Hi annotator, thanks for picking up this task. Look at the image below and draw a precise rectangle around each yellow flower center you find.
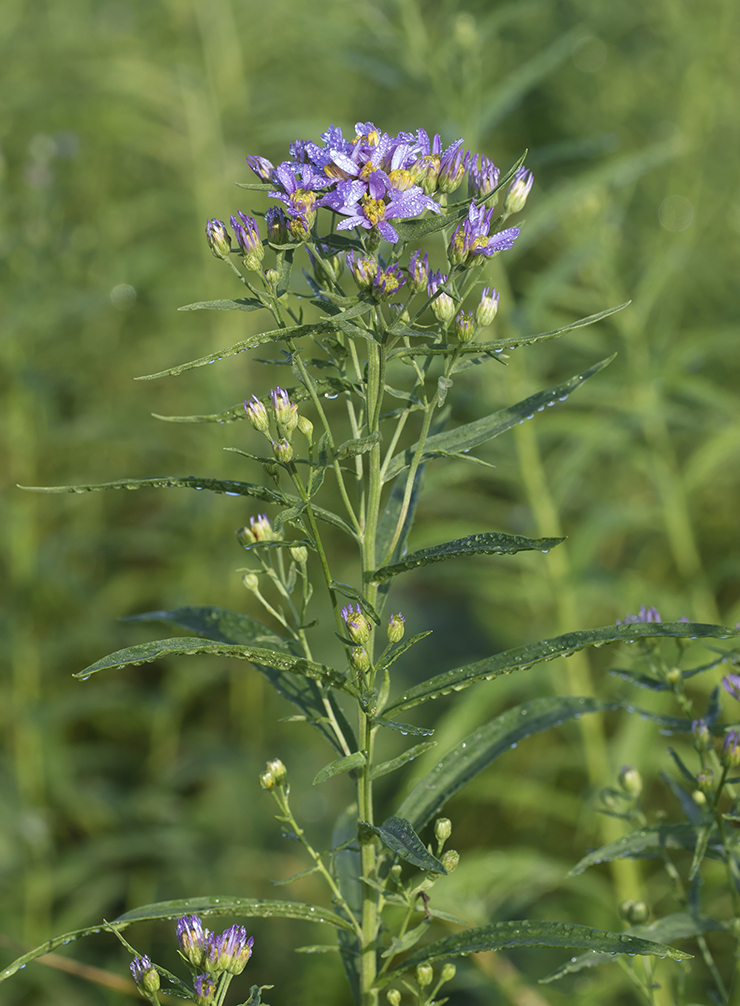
[387,169,415,191]
[361,195,386,225]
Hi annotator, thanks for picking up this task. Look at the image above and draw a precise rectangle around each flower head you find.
[265,205,289,245]
[230,211,264,270]
[270,386,299,433]
[193,973,217,1006]
[205,218,231,260]
[476,287,499,327]
[346,250,377,292]
[723,672,740,702]
[372,262,406,299]
[245,394,270,434]
[177,915,209,969]
[245,154,274,181]
[437,139,470,194]
[449,202,520,265]
[427,270,456,325]
[408,250,429,293]
[468,155,500,199]
[130,956,160,996]
[454,309,476,343]
[387,613,405,644]
[723,730,740,768]
[205,924,254,975]
[504,166,534,214]
[342,603,372,645]
[616,605,662,625]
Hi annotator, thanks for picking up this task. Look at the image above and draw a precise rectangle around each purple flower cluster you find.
[449,202,520,266]
[616,605,662,625]
[176,915,254,976]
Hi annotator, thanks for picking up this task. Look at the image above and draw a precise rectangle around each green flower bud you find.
[242,572,260,592]
[453,309,476,343]
[245,395,270,434]
[260,758,287,789]
[440,963,457,983]
[691,718,711,753]
[390,864,403,882]
[387,991,402,1006]
[697,768,714,794]
[692,788,707,807]
[387,613,405,644]
[723,730,740,768]
[622,901,649,925]
[666,666,682,685]
[205,218,231,260]
[297,415,313,440]
[350,646,370,674]
[441,849,459,873]
[273,438,294,463]
[618,765,643,797]
[265,268,280,288]
[416,963,433,988]
[342,605,372,645]
[131,956,161,997]
[290,546,308,565]
[434,818,452,845]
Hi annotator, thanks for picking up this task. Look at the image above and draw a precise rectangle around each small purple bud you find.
[193,973,217,1005]
[265,205,289,245]
[453,309,476,344]
[387,613,405,644]
[177,915,209,969]
[245,154,274,181]
[230,211,264,271]
[467,155,500,200]
[270,386,298,433]
[130,956,160,995]
[408,250,429,293]
[504,166,534,214]
[723,730,740,768]
[342,603,371,645]
[346,251,377,292]
[205,218,231,260]
[691,718,710,753]
[723,673,740,702]
[476,287,499,327]
[428,270,456,325]
[245,395,270,434]
[205,924,254,975]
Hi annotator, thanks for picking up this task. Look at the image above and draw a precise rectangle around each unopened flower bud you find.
[230,211,264,271]
[666,667,682,685]
[692,789,707,807]
[428,271,456,325]
[723,730,740,768]
[177,916,208,969]
[697,768,714,794]
[692,718,711,753]
[242,572,260,592]
[438,143,469,195]
[504,167,534,214]
[241,513,277,543]
[270,386,299,433]
[387,991,402,1006]
[342,604,372,645]
[624,901,649,925]
[205,924,254,975]
[416,963,433,988]
[467,155,500,200]
[408,250,429,293]
[290,545,308,565]
[260,758,287,789]
[265,206,289,245]
[130,956,160,996]
[435,818,452,845]
[476,287,499,327]
[273,438,294,463]
[618,765,643,797]
[264,268,280,288]
[390,864,403,882]
[205,218,231,260]
[387,613,405,644]
[245,395,270,434]
[441,963,457,982]
[350,646,370,674]
[409,154,440,196]
[346,251,377,291]
[454,309,476,343]
[441,849,459,873]
[297,414,313,440]
[193,973,216,1006]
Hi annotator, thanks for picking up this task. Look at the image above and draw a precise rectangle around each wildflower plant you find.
[6,121,740,1005]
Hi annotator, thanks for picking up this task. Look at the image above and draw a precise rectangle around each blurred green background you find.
[2,0,740,1003]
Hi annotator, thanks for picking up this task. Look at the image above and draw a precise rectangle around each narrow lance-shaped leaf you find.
[135,306,372,381]
[370,532,564,582]
[370,740,437,781]
[383,355,616,482]
[391,303,630,358]
[313,751,367,785]
[74,637,357,696]
[378,920,692,986]
[178,297,267,312]
[123,607,356,755]
[360,816,447,874]
[383,622,740,716]
[569,823,724,877]
[19,476,356,539]
[540,912,724,984]
[0,898,353,983]
[395,696,618,831]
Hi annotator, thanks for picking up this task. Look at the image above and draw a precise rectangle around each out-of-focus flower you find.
[193,973,217,1006]
[617,605,662,625]
[722,672,740,702]
[723,730,740,768]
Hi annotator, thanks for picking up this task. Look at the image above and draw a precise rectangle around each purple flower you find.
[427,270,456,324]
[616,605,662,625]
[205,924,254,975]
[372,263,406,299]
[130,955,160,995]
[449,202,520,265]
[265,205,289,245]
[193,973,217,1005]
[723,673,740,702]
[205,218,231,260]
[270,386,298,432]
[476,287,499,327]
[723,730,740,768]
[245,155,274,181]
[408,250,429,293]
[230,212,264,270]
[437,139,470,194]
[342,604,371,645]
[177,915,209,969]
[245,395,269,434]
[320,177,439,244]
[454,309,476,343]
[468,155,500,199]
[346,250,378,291]
[505,166,534,214]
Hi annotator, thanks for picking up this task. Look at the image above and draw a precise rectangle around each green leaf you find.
[379,920,691,985]
[540,912,724,983]
[374,719,435,737]
[370,740,438,781]
[377,632,434,672]
[360,816,447,873]
[313,751,367,785]
[335,431,381,460]
[19,476,356,539]
[390,303,630,359]
[122,606,289,649]
[391,151,527,242]
[74,637,356,695]
[178,297,266,312]
[239,984,274,1006]
[235,182,274,191]
[121,606,356,756]
[569,823,723,876]
[134,310,371,381]
[383,355,616,482]
[383,622,740,716]
[0,898,353,983]
[370,532,565,582]
[380,918,432,958]
[396,696,617,831]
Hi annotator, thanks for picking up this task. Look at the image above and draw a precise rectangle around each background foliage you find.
[2,0,740,1002]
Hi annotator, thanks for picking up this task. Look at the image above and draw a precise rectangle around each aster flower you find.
[193,973,217,1006]
[342,604,371,645]
[205,924,254,975]
[449,202,520,265]
[505,166,534,214]
[372,262,406,299]
[468,154,500,199]
[476,287,499,327]
[205,218,231,260]
[270,386,298,432]
[268,161,328,238]
[723,730,740,768]
[408,250,429,293]
[454,309,476,343]
[616,606,662,625]
[346,250,378,291]
[722,672,740,702]
[130,955,160,995]
[244,395,269,434]
[437,139,470,194]
[427,270,456,325]
[229,211,264,270]
[245,154,274,182]
[320,177,439,244]
[177,915,209,969]
[264,205,289,245]
[387,613,405,643]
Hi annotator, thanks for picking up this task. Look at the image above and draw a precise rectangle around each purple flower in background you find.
[468,154,500,199]
[616,606,662,625]
[722,672,740,702]
[723,729,740,767]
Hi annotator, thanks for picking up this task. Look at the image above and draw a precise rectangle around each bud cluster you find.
[244,386,314,464]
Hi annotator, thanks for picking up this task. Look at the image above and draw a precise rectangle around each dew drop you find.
[537,405,545,412]
[558,395,569,402]
[324,393,339,400]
